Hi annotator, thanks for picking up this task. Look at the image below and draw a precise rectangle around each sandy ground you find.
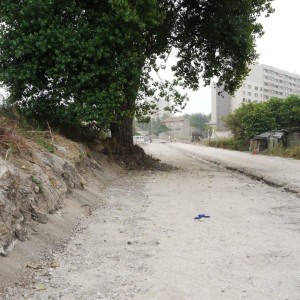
[170,142,300,194]
[2,141,300,299]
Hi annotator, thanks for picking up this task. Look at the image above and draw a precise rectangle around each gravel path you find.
[3,142,300,299]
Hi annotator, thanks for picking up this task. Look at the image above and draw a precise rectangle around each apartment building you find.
[211,63,300,130]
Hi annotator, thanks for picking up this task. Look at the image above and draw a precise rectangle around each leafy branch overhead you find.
[0,0,274,149]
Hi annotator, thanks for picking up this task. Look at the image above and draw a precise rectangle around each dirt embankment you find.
[0,130,122,291]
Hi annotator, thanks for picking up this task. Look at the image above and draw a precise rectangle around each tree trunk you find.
[110,117,134,153]
[110,60,143,154]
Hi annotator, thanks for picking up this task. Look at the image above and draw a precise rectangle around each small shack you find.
[250,128,300,153]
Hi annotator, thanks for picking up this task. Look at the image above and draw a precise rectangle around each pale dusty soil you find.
[2,142,300,300]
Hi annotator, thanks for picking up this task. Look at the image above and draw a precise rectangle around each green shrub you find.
[30,176,44,194]
[224,95,300,141]
[37,138,55,153]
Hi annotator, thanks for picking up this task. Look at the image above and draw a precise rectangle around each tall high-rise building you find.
[211,63,300,130]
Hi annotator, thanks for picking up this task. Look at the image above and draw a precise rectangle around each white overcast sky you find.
[179,0,300,115]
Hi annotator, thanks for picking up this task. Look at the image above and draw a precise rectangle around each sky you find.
[176,0,300,115]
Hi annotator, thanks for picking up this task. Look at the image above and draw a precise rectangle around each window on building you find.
[260,87,263,91]
[248,92,251,96]
[243,91,245,95]
[248,85,251,89]
[254,93,258,97]
[255,86,258,90]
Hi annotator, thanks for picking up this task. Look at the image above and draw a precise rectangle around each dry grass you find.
[0,117,54,161]
[205,137,300,160]
[263,145,300,160]
[0,117,27,161]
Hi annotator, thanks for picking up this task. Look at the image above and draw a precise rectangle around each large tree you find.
[0,0,273,152]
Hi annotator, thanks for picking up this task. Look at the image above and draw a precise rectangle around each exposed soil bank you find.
[0,134,122,291]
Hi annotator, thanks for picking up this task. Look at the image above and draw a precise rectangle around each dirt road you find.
[167,142,300,194]
[3,142,300,299]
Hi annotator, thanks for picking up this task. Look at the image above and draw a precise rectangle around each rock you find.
[25,263,43,270]
[15,224,28,242]
[54,144,68,153]
[0,246,7,256]
[1,239,17,257]
[33,212,48,224]
[33,185,40,193]
[49,261,60,268]
[0,191,6,205]
[90,159,103,170]
[0,166,9,179]
[31,206,48,224]
[0,221,9,236]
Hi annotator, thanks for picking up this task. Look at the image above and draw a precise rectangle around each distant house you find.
[161,116,191,138]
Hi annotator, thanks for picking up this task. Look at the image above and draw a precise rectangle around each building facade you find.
[161,116,191,138]
[211,63,300,130]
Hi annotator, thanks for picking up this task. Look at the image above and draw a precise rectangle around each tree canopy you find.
[0,0,274,150]
[186,113,211,132]
[224,95,300,140]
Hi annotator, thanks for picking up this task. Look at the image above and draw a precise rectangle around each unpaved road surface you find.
[169,142,300,194]
[3,142,300,299]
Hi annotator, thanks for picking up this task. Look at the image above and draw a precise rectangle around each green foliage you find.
[151,118,170,136]
[186,113,210,131]
[170,1,274,94]
[37,138,55,153]
[134,119,149,134]
[30,175,44,194]
[0,0,274,148]
[224,95,300,141]
[0,0,167,126]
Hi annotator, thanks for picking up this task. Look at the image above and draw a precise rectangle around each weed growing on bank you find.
[205,138,300,160]
[205,138,249,151]
[263,145,300,160]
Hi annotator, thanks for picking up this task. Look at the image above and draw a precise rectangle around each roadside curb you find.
[173,145,300,198]
[202,155,299,198]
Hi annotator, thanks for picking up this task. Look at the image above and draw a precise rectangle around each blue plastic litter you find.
[194,214,210,220]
